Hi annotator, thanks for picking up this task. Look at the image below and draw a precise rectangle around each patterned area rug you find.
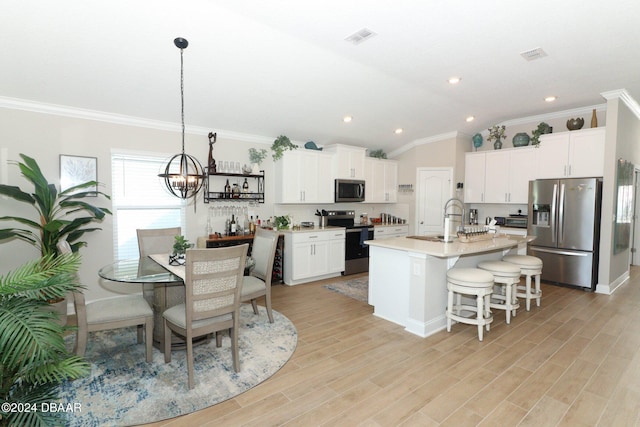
[323,277,369,302]
[58,304,297,426]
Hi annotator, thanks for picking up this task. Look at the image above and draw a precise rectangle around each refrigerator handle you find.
[558,183,565,244]
[551,183,557,243]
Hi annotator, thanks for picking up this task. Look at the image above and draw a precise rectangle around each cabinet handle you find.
[564,165,567,176]
[568,165,572,176]
[505,193,508,202]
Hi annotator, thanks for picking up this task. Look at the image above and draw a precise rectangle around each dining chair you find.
[57,240,154,362]
[136,227,182,257]
[163,244,248,389]
[241,228,278,323]
[136,227,183,345]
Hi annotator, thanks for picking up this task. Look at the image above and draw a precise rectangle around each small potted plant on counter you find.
[169,235,192,265]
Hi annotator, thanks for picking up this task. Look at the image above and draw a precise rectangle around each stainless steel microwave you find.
[335,179,365,202]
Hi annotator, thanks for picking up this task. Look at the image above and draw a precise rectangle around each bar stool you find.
[502,255,543,311]
[446,268,495,341]
[477,260,521,324]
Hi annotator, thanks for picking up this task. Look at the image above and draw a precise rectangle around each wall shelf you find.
[203,169,265,203]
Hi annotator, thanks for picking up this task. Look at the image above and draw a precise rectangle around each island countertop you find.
[365,234,533,258]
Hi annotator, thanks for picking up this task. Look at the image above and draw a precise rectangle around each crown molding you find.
[499,103,607,128]
[0,96,274,145]
[601,88,640,119]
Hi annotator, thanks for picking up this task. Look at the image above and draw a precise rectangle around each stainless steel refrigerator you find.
[528,178,602,290]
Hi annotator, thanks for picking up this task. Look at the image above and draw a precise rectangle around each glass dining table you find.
[98,255,254,352]
[98,256,185,352]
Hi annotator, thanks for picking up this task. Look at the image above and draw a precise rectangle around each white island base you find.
[367,235,530,338]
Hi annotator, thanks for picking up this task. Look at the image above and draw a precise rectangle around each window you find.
[111,151,185,260]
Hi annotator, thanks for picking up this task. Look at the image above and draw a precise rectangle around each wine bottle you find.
[224,179,231,199]
[230,214,237,236]
[242,178,249,198]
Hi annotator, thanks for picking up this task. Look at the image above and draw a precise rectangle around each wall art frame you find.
[60,154,97,196]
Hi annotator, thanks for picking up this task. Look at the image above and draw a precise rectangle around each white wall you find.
[0,107,397,305]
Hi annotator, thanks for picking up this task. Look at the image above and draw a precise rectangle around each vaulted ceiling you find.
[3,0,639,153]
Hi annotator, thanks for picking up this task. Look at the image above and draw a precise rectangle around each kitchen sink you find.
[406,235,453,243]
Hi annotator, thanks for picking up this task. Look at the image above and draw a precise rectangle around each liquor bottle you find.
[249,216,255,234]
[226,179,232,197]
[242,178,249,198]
[230,215,237,236]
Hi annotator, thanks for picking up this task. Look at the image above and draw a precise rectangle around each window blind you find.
[111,152,185,260]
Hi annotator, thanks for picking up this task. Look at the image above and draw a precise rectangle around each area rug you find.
[57,304,297,426]
[323,277,369,303]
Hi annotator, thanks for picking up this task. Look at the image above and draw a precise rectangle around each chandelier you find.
[158,37,205,199]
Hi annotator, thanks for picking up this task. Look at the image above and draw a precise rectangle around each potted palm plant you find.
[0,252,90,426]
[0,153,112,257]
[0,153,111,324]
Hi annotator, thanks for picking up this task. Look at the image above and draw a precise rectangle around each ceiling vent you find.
[520,47,548,61]
[345,28,377,45]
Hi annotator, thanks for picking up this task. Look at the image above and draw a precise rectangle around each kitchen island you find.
[366,234,531,338]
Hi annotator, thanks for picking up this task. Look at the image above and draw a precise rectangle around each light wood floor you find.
[145,268,640,427]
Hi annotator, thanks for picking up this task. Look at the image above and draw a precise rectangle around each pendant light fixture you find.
[158,37,205,200]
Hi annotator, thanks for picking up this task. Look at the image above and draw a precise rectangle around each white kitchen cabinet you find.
[373,225,409,240]
[324,144,366,180]
[283,229,345,285]
[364,157,398,203]
[464,152,486,203]
[275,150,333,203]
[536,127,605,179]
[484,147,536,204]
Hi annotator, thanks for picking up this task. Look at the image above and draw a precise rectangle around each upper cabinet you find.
[274,150,333,204]
[364,157,398,203]
[323,144,366,180]
[536,128,605,179]
[485,148,537,204]
[465,147,537,204]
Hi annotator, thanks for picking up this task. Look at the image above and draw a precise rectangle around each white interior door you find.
[416,168,453,236]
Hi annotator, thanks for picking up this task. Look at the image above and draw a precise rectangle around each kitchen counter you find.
[366,234,532,338]
[279,225,345,234]
[365,234,531,257]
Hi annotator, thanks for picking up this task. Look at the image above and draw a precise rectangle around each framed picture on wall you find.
[60,154,97,196]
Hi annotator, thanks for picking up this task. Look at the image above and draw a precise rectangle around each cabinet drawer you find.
[291,230,345,244]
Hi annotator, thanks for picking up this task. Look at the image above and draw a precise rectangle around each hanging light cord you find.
[179,46,185,154]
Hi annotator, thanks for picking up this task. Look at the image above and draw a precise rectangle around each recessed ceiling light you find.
[394,128,403,134]
[448,77,462,85]
[343,116,352,123]
[466,116,475,122]
[544,96,557,102]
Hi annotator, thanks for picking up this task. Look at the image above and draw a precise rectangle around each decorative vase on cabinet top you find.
[512,132,530,147]
[493,141,502,150]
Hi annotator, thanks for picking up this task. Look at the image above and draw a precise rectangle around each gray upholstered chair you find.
[136,227,182,258]
[241,228,278,323]
[163,244,248,389]
[57,240,154,362]
[136,227,183,347]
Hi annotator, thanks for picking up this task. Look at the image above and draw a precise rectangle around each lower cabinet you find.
[283,229,345,285]
[373,225,409,240]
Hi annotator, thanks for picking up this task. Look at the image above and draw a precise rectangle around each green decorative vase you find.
[512,132,530,147]
[493,140,503,150]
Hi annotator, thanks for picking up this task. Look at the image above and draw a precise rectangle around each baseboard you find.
[595,270,630,295]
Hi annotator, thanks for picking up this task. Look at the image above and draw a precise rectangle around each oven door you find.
[345,227,374,260]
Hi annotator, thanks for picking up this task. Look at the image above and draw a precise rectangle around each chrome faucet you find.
[443,198,465,230]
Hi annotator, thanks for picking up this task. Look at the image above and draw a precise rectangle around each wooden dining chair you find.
[57,240,154,362]
[241,228,278,323]
[163,244,248,389]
